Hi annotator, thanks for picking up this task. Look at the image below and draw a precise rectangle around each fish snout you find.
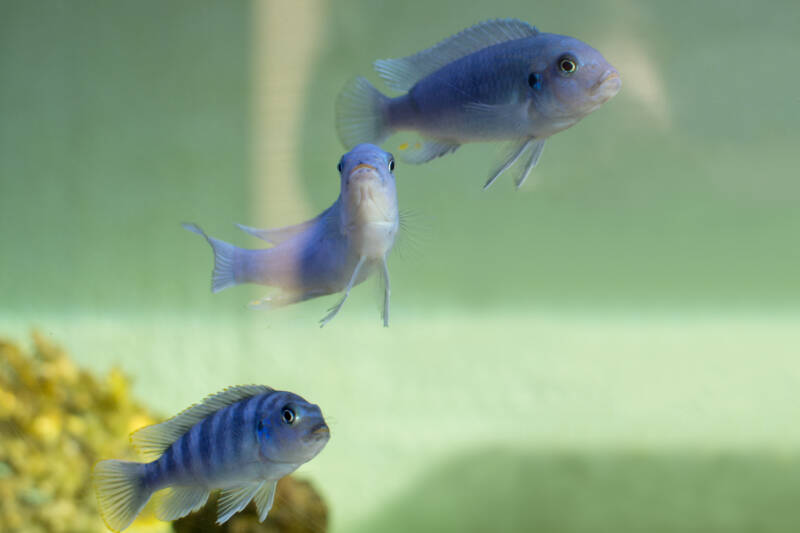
[591,68,622,101]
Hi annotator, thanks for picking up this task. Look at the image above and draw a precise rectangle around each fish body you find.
[336,19,621,189]
[93,385,330,532]
[185,143,398,326]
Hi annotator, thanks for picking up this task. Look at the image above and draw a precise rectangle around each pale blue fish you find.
[92,385,330,532]
[336,18,621,189]
[184,143,399,327]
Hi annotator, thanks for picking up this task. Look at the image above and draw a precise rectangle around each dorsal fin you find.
[130,385,273,461]
[236,203,337,244]
[374,18,539,92]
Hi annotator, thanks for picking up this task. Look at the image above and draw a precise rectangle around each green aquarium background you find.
[2,0,800,532]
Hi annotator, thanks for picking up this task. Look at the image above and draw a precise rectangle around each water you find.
[2,1,799,532]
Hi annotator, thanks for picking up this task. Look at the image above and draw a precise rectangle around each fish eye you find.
[281,407,296,424]
[389,158,395,171]
[558,56,577,75]
[337,160,343,173]
[528,72,542,90]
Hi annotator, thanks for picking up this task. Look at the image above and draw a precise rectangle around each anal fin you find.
[249,289,330,310]
[398,138,460,165]
[153,485,210,521]
[217,482,263,525]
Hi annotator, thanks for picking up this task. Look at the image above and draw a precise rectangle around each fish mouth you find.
[591,69,622,101]
[350,163,378,175]
[305,422,330,442]
[348,165,381,192]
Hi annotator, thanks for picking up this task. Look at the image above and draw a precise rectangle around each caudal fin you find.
[336,76,391,149]
[183,223,239,293]
[93,460,151,532]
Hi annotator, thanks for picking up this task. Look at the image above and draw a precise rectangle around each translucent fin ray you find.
[514,140,546,189]
[483,138,546,189]
[92,460,150,532]
[217,482,263,524]
[483,138,534,190]
[153,485,210,521]
[254,480,278,522]
[182,223,239,293]
[336,77,391,149]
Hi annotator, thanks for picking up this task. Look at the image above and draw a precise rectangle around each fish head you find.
[527,33,621,129]
[256,391,330,464]
[338,143,399,229]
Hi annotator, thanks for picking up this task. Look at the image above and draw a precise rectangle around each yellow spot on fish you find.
[414,142,421,149]
[398,142,409,151]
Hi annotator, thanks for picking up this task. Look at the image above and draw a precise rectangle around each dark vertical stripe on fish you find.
[224,401,244,464]
[158,453,168,480]
[180,430,192,478]
[267,391,283,414]
[242,395,261,454]
[188,418,203,478]
[231,399,247,459]
[142,461,158,490]
[197,415,212,473]
[164,446,178,479]
[253,393,272,431]
[208,409,223,470]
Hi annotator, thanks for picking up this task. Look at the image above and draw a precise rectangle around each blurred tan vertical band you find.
[251,0,326,227]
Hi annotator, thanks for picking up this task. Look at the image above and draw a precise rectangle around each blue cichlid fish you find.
[93,385,330,532]
[336,18,621,189]
[184,143,399,327]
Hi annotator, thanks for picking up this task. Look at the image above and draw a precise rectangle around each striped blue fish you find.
[92,385,330,532]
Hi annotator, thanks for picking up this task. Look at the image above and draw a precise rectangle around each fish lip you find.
[349,163,378,176]
[592,69,621,92]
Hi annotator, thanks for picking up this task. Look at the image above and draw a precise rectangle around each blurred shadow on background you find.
[352,447,800,533]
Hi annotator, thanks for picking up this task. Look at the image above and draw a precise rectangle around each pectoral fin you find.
[463,102,529,135]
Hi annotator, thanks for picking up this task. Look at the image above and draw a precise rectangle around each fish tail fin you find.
[183,223,240,293]
[336,76,391,148]
[93,460,151,532]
